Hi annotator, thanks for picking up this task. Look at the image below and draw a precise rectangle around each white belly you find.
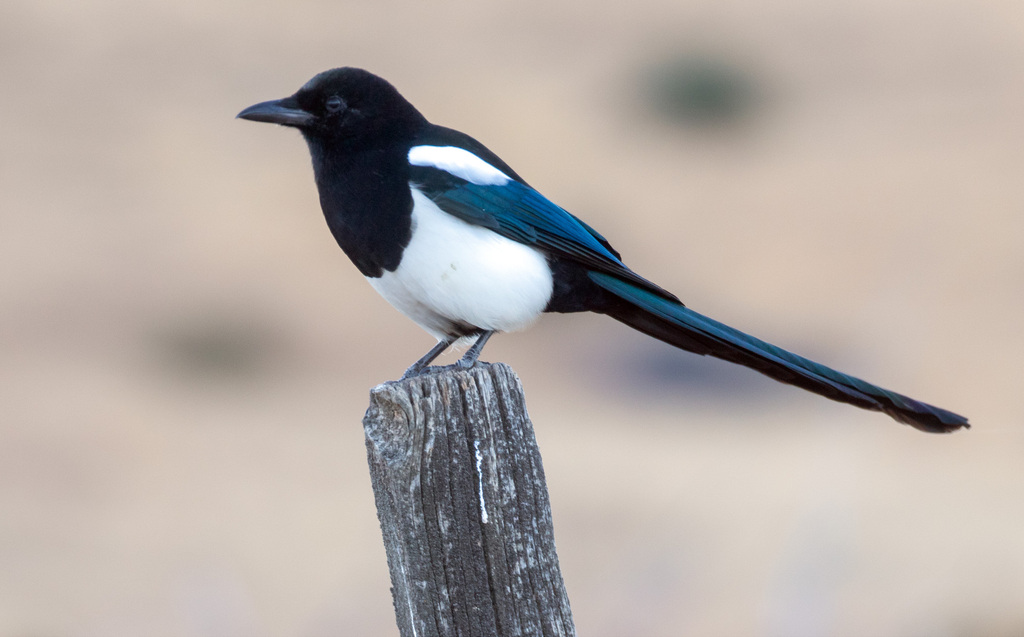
[367,188,554,340]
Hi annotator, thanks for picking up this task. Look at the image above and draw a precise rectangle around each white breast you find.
[367,187,554,340]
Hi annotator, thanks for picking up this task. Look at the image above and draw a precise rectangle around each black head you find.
[237,67,427,147]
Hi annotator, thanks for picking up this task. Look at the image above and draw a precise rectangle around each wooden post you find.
[363,362,575,637]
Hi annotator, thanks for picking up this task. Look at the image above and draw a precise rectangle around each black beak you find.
[237,96,315,127]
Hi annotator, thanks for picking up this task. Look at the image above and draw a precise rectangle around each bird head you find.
[237,67,426,148]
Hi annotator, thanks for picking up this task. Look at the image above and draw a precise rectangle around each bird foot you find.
[455,357,478,370]
[399,359,487,381]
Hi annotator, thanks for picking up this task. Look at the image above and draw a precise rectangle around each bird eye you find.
[325,95,346,113]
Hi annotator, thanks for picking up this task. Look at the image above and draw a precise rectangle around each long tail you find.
[590,272,968,433]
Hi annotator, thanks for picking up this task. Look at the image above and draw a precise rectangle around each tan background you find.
[2,0,1022,635]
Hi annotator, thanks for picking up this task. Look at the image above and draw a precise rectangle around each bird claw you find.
[399,365,427,381]
[397,331,493,380]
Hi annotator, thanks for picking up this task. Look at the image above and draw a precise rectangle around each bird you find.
[237,67,968,434]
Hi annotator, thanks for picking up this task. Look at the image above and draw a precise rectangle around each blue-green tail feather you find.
[590,272,968,433]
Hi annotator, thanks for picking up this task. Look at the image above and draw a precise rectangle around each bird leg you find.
[456,331,494,370]
[401,337,455,380]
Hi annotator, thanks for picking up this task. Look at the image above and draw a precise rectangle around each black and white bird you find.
[237,67,968,433]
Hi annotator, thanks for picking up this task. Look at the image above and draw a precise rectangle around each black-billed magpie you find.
[237,67,968,434]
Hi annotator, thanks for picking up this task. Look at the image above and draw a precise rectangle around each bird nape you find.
[237,67,968,434]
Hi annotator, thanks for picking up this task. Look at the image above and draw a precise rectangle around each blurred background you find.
[2,0,1022,635]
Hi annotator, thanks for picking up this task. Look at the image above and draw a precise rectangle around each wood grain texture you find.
[363,362,575,637]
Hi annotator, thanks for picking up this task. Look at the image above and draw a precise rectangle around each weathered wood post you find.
[363,362,575,637]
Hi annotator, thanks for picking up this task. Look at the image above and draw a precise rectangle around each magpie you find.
[237,67,968,434]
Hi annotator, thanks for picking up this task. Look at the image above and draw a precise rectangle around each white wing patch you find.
[408,145,511,186]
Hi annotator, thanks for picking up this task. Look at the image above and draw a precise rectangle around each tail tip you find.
[901,412,970,434]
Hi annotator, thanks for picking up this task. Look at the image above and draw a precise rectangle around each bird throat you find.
[307,138,414,278]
